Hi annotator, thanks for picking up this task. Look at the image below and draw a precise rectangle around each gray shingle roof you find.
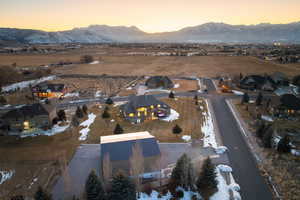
[2,103,54,119]
[121,95,169,114]
[100,138,160,162]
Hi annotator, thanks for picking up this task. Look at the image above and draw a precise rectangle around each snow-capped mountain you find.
[1,22,300,44]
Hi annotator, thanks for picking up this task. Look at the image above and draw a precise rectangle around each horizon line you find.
[1,20,300,34]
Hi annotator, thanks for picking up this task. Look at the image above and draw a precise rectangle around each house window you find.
[157,104,161,108]
[150,105,154,109]
[129,113,134,117]
[23,121,30,130]
[137,112,141,117]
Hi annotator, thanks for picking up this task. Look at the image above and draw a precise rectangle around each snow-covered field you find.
[2,75,57,92]
[161,109,179,122]
[79,113,97,141]
[0,170,15,185]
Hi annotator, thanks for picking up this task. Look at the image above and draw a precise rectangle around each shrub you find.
[80,55,94,63]
[105,98,114,105]
[114,123,124,134]
[172,124,182,135]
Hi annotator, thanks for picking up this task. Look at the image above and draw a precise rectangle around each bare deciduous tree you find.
[102,153,112,191]
[130,142,144,195]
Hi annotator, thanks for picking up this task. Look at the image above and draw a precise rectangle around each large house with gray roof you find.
[145,76,174,89]
[100,131,161,177]
[0,103,56,135]
[120,95,171,123]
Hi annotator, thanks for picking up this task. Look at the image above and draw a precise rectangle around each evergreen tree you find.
[11,196,25,200]
[170,154,195,190]
[194,95,198,101]
[102,109,110,119]
[241,92,249,104]
[239,73,243,80]
[169,91,175,99]
[105,98,114,105]
[109,172,136,200]
[196,157,218,192]
[76,106,84,118]
[256,122,266,138]
[256,92,263,106]
[34,186,52,200]
[172,124,182,135]
[277,135,291,153]
[82,104,88,115]
[114,123,124,134]
[85,170,105,200]
[262,127,273,148]
[57,110,66,121]
[71,115,80,127]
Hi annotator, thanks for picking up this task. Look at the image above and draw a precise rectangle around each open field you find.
[53,55,300,77]
[87,97,206,143]
[173,79,199,92]
[0,128,81,199]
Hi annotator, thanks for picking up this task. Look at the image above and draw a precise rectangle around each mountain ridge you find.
[1,21,300,44]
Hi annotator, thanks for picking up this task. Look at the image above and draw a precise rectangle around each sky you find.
[0,0,299,33]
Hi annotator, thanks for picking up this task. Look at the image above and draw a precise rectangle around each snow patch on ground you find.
[113,101,127,107]
[0,170,15,185]
[182,135,191,142]
[79,113,96,141]
[64,92,79,98]
[138,187,201,200]
[2,75,56,92]
[215,146,228,154]
[291,149,300,156]
[95,90,102,97]
[232,90,244,96]
[161,109,179,122]
[261,115,274,122]
[210,165,241,200]
[202,100,217,148]
[174,83,180,88]
[89,61,99,64]
[20,123,70,138]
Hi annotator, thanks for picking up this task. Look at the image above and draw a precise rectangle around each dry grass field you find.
[173,79,199,92]
[0,128,81,199]
[53,55,300,77]
[87,97,205,143]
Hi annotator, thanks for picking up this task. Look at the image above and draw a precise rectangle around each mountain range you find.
[1,22,300,44]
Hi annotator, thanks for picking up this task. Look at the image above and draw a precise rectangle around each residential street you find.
[204,79,273,200]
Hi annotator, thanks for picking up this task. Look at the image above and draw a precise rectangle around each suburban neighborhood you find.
[1,3,300,199]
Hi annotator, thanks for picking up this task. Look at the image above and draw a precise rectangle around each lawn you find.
[87,97,206,143]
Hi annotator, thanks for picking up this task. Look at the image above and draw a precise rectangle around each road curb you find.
[225,99,282,200]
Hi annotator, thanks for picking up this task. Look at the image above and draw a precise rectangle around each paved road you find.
[204,79,273,200]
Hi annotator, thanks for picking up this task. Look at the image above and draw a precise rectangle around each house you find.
[145,76,174,89]
[270,94,300,117]
[32,83,66,98]
[270,72,289,86]
[120,95,171,123]
[100,131,161,177]
[0,103,56,135]
[239,75,276,91]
